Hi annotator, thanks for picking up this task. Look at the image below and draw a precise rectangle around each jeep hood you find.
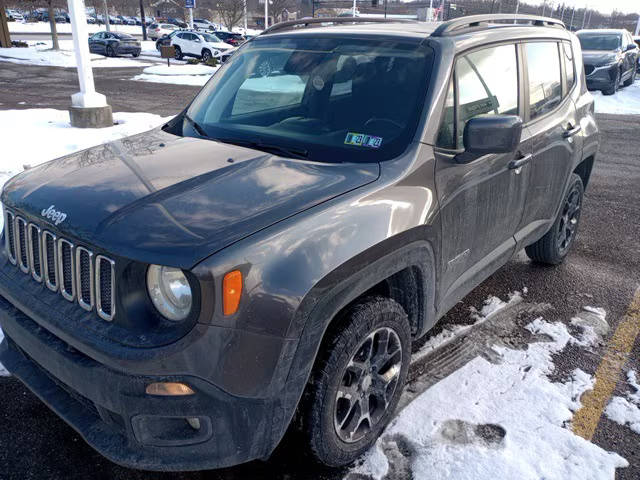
[2,129,379,269]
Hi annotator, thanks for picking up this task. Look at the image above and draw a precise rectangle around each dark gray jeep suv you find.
[0,14,598,471]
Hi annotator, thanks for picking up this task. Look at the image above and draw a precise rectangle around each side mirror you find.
[626,43,637,51]
[456,114,523,163]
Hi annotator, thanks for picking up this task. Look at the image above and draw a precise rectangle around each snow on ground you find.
[605,370,640,434]
[351,305,628,479]
[133,63,220,86]
[0,108,169,375]
[0,40,149,68]
[593,79,640,115]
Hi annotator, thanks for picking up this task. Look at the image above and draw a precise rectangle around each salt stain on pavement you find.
[349,302,628,480]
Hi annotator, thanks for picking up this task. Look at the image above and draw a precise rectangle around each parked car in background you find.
[170,30,231,61]
[147,23,178,40]
[155,30,180,50]
[577,29,638,94]
[88,31,141,57]
[0,14,599,472]
[634,36,640,72]
[118,15,136,25]
[5,9,24,22]
[193,18,216,30]
[167,17,187,28]
[86,15,97,24]
[213,31,245,46]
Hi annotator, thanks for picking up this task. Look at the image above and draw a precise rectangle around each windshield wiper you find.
[184,113,209,139]
[216,138,308,160]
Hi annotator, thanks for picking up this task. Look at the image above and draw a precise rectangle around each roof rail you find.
[432,14,565,37]
[261,17,417,36]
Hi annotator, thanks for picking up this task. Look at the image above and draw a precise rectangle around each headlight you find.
[147,265,192,321]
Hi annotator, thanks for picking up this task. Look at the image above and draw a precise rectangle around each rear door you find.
[515,41,581,247]
[435,43,532,307]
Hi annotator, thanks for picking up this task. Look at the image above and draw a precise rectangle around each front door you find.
[435,43,531,310]
[516,41,582,246]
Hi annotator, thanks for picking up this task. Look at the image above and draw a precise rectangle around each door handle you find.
[508,154,532,170]
[563,125,582,138]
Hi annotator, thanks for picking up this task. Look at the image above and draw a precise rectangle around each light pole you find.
[244,0,247,31]
[103,0,110,32]
[635,15,640,36]
[265,0,268,29]
[352,0,356,17]
[67,0,112,128]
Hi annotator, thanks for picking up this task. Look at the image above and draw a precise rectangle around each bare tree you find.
[268,0,293,23]
[21,0,64,49]
[215,0,244,30]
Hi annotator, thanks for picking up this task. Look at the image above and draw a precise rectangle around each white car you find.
[6,9,24,22]
[147,23,178,41]
[170,31,231,62]
[193,18,216,30]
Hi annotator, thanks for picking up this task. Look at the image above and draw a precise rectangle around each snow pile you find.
[142,64,216,76]
[133,64,219,86]
[593,80,640,115]
[351,315,628,479]
[570,306,609,347]
[0,40,149,68]
[605,370,640,434]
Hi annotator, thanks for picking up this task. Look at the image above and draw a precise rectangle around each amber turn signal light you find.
[223,270,243,316]
[145,382,195,396]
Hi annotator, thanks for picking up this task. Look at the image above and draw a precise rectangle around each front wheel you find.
[201,49,212,62]
[623,68,636,87]
[106,45,116,57]
[173,46,182,60]
[603,69,621,95]
[525,173,584,265]
[301,296,411,467]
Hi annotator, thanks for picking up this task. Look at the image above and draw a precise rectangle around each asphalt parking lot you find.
[0,64,639,479]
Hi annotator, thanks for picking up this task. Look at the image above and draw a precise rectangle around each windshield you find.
[202,33,222,43]
[186,36,434,162]
[578,34,621,51]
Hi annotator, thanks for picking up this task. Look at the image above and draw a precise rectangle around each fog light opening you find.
[186,417,201,430]
[145,382,195,396]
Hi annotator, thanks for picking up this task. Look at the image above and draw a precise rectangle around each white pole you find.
[428,0,433,21]
[635,15,640,36]
[67,0,107,108]
[569,6,575,30]
[244,0,247,31]
[581,4,588,29]
[102,0,110,32]
[514,0,519,23]
[189,7,193,29]
[264,0,268,29]
[353,0,356,17]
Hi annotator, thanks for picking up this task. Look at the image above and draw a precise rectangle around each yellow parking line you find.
[573,287,640,441]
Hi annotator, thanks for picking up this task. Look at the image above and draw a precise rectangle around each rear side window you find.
[526,42,562,120]
[455,44,519,148]
[563,42,575,94]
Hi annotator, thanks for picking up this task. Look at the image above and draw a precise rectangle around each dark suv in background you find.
[0,14,598,471]
[577,28,638,94]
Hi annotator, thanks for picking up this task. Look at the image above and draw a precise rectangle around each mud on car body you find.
[0,14,598,471]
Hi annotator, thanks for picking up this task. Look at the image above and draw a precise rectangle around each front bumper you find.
[0,295,277,471]
[585,64,619,91]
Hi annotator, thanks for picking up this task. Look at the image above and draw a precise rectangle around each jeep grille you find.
[4,209,116,321]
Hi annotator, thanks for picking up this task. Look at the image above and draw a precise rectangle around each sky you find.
[531,0,640,15]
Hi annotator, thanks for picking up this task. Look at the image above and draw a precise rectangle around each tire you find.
[301,296,411,467]
[132,51,140,58]
[106,45,116,57]
[623,67,636,87]
[173,46,182,60]
[201,49,212,62]
[603,69,621,95]
[525,173,584,265]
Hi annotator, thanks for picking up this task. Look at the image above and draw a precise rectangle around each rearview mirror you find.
[456,114,523,163]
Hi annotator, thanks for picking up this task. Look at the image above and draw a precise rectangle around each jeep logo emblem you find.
[41,205,67,226]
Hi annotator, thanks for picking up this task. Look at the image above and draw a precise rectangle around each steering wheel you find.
[364,117,404,131]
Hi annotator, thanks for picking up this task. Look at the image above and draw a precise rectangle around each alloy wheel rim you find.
[334,327,403,444]
[557,186,581,254]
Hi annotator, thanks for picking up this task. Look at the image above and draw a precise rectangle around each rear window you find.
[187,36,435,163]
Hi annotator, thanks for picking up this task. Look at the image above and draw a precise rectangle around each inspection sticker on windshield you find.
[344,132,383,149]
